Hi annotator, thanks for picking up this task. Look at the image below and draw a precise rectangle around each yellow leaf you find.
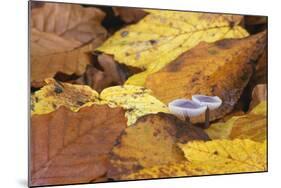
[122,161,195,180]
[99,85,169,125]
[108,113,209,180]
[122,139,266,180]
[97,10,249,86]
[31,78,99,115]
[31,79,168,126]
[178,139,266,174]
[205,101,267,142]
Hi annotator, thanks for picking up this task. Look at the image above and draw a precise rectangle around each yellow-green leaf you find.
[97,10,249,86]
[99,85,169,125]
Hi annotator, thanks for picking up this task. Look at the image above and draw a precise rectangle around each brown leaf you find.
[30,105,127,186]
[75,54,128,92]
[31,2,106,44]
[145,31,267,123]
[112,7,147,23]
[254,51,267,84]
[31,3,107,86]
[249,84,267,110]
[107,113,209,180]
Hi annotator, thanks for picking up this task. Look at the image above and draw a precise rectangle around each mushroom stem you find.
[204,107,210,128]
[185,115,191,125]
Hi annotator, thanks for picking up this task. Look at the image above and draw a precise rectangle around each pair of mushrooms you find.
[168,95,222,128]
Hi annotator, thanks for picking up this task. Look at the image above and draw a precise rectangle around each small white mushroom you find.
[168,99,207,123]
[192,95,222,128]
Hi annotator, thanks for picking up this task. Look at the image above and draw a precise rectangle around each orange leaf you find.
[145,31,267,123]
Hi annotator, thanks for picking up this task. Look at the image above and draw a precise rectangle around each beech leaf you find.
[107,113,209,179]
[178,139,267,174]
[97,10,249,86]
[31,105,127,186]
[205,101,267,142]
[123,139,266,180]
[31,78,99,115]
[31,3,107,85]
[145,31,267,123]
[99,85,169,125]
[31,79,168,126]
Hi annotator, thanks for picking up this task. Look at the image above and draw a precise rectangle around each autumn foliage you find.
[30,2,267,187]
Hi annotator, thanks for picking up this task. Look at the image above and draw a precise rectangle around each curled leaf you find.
[249,84,267,110]
[113,7,147,23]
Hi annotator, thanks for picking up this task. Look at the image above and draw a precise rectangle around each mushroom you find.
[168,99,207,125]
[192,95,222,128]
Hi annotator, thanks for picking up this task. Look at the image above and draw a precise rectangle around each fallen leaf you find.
[253,51,267,85]
[31,3,107,85]
[122,139,266,180]
[97,10,248,86]
[74,54,128,92]
[31,80,168,126]
[31,78,99,115]
[178,139,267,174]
[107,113,209,179]
[245,16,267,26]
[32,2,106,44]
[30,104,127,186]
[205,101,267,142]
[113,7,147,23]
[122,161,195,180]
[146,31,266,123]
[249,84,267,110]
[99,85,169,125]
[244,16,267,34]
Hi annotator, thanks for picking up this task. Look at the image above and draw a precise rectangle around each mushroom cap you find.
[168,99,207,117]
[192,95,222,110]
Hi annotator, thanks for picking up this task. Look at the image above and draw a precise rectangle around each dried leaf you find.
[108,113,209,179]
[31,104,127,186]
[113,7,147,23]
[31,34,94,86]
[100,85,169,125]
[31,3,107,85]
[74,54,127,92]
[205,101,267,142]
[31,78,99,115]
[97,10,248,86]
[32,2,106,44]
[253,51,267,84]
[178,139,267,174]
[249,84,267,110]
[146,31,267,123]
